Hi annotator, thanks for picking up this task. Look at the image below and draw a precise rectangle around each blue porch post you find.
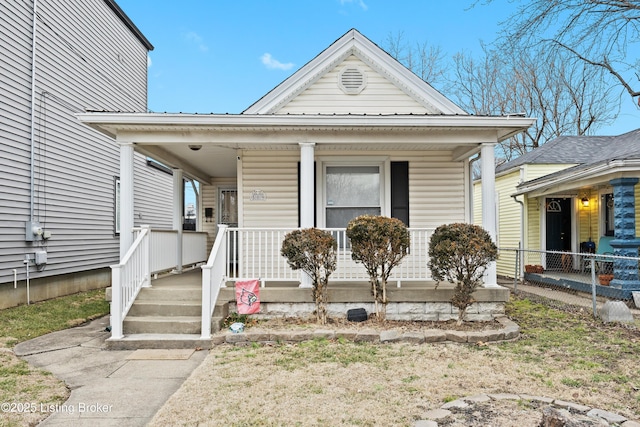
[609,177,640,295]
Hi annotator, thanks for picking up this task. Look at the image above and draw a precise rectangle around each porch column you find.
[299,143,315,227]
[480,143,498,287]
[299,142,315,288]
[609,178,640,294]
[173,168,184,273]
[119,142,135,260]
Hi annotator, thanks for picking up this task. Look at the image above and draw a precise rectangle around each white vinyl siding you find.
[408,152,466,229]
[239,149,466,230]
[277,55,431,115]
[241,151,299,228]
[0,0,171,286]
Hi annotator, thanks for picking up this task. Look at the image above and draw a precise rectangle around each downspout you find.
[511,166,526,280]
[29,0,39,222]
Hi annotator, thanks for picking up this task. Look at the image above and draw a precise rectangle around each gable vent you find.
[338,66,367,94]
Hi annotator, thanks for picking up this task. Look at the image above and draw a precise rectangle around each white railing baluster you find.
[222,227,433,284]
[109,225,151,339]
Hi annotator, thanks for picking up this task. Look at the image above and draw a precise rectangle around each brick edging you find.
[211,316,520,346]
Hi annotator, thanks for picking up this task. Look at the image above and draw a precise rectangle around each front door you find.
[218,188,238,227]
[219,188,238,266]
[545,197,572,269]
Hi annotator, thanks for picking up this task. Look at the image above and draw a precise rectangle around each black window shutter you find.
[391,161,409,226]
[297,162,316,227]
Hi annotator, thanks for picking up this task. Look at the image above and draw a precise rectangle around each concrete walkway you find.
[13,316,207,427]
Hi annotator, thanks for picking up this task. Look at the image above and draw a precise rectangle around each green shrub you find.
[281,228,337,324]
[346,215,410,319]
[428,223,497,325]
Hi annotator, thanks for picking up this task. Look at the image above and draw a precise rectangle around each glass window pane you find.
[326,207,381,228]
[326,166,380,207]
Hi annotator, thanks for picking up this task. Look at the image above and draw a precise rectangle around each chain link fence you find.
[498,247,639,320]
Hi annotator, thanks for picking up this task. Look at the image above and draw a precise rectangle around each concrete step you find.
[123,316,201,334]
[211,301,230,333]
[135,286,201,302]
[128,300,202,317]
[105,334,212,350]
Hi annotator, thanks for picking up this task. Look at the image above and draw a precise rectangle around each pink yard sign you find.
[235,279,260,314]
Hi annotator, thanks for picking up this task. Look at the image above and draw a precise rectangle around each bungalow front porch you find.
[106,226,510,349]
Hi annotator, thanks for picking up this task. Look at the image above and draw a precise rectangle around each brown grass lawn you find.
[149,295,640,426]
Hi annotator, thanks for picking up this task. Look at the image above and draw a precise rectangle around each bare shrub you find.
[281,228,337,324]
[428,223,498,325]
[346,215,410,319]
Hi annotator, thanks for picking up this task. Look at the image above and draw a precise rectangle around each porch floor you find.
[151,268,510,304]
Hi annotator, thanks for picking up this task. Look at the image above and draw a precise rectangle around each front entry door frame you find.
[541,196,578,269]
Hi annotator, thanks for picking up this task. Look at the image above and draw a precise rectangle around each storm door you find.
[545,197,572,270]
[219,188,238,268]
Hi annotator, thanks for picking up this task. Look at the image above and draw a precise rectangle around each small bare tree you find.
[346,215,410,320]
[450,46,614,161]
[281,228,337,325]
[428,223,497,325]
[384,31,447,88]
[489,0,640,105]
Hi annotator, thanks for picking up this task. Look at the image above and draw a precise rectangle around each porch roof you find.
[77,111,535,183]
[513,158,640,198]
[508,128,640,198]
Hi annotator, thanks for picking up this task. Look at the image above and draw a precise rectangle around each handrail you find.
[201,224,228,339]
[110,225,151,339]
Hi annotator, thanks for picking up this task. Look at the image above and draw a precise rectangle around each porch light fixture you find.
[581,197,590,207]
[188,144,202,151]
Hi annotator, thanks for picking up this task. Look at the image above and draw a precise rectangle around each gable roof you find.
[496,128,640,174]
[243,29,466,115]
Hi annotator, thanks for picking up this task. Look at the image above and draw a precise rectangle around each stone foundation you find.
[229,300,506,322]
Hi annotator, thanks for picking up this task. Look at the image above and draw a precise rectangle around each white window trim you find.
[599,188,614,237]
[316,156,390,227]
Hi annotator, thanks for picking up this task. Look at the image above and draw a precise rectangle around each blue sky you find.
[117,0,638,136]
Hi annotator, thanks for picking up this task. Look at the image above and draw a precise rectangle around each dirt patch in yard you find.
[247,315,504,332]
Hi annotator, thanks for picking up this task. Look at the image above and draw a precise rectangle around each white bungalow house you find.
[79,29,535,346]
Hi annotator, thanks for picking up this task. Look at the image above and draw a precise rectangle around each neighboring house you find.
[79,29,535,341]
[0,0,175,309]
[474,129,640,297]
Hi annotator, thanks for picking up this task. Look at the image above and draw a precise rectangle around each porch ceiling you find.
[78,112,535,183]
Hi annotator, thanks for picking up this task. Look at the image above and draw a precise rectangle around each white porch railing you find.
[110,225,151,339]
[135,228,208,274]
[111,227,208,339]
[201,224,228,338]
[199,226,434,338]
[225,227,435,284]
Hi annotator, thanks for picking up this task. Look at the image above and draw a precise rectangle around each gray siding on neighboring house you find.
[0,0,172,289]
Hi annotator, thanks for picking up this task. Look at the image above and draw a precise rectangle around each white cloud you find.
[261,53,294,71]
[339,0,368,11]
[184,31,208,52]
[147,55,152,68]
